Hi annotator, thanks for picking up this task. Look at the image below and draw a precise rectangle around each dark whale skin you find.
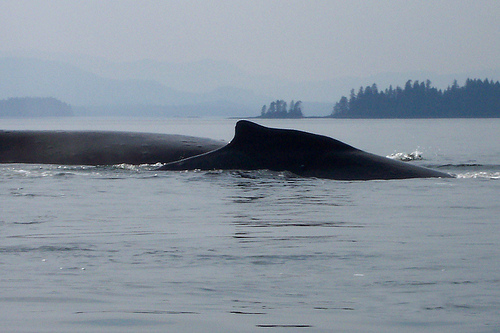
[0,130,225,165]
[159,120,453,180]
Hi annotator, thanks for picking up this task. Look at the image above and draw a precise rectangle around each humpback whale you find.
[0,121,452,180]
[159,120,452,180]
[0,130,224,165]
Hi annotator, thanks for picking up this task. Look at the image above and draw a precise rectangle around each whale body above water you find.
[0,120,452,180]
[160,120,452,180]
[0,130,224,166]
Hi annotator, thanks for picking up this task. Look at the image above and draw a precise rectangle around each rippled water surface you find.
[1,118,499,332]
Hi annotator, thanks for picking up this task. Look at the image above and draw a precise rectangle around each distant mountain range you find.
[1,53,499,117]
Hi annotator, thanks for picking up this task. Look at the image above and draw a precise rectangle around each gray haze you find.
[1,0,499,116]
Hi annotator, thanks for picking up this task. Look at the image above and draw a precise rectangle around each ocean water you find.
[0,118,499,332]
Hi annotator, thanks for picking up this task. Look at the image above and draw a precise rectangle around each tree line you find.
[331,78,500,118]
[260,100,304,118]
[0,97,73,118]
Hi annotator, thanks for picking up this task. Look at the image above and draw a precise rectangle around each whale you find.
[0,122,453,180]
[0,130,225,165]
[159,120,453,180]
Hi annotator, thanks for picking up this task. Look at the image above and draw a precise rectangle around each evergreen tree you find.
[261,105,267,116]
[259,99,304,118]
[331,78,500,118]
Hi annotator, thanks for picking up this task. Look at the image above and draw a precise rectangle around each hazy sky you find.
[1,0,499,81]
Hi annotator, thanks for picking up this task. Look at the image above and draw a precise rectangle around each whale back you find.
[0,130,224,165]
[160,120,452,180]
[160,120,357,172]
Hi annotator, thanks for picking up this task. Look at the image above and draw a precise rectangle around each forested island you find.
[331,79,500,118]
[0,97,73,117]
[259,100,304,118]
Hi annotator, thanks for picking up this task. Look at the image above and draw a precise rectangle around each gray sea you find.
[1,117,499,332]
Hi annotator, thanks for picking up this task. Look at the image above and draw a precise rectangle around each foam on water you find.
[456,171,500,179]
[387,150,423,161]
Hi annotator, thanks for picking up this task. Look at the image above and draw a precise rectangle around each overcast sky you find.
[1,0,499,81]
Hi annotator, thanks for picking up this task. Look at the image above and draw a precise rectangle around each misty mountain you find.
[53,53,500,103]
[1,54,499,117]
[92,58,256,95]
[0,57,270,117]
[0,57,200,105]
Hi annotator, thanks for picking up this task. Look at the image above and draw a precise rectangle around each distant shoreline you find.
[330,79,500,118]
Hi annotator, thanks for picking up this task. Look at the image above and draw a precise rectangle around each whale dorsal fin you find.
[230,120,355,152]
